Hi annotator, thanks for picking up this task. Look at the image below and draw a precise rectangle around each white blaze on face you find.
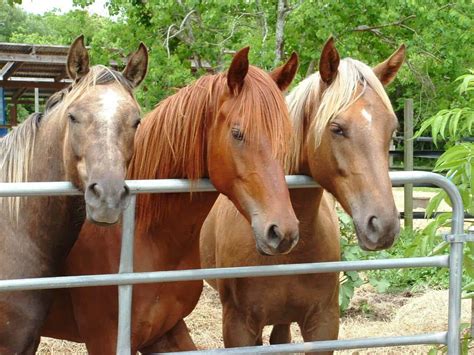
[100,88,121,122]
[361,108,373,126]
[99,88,123,160]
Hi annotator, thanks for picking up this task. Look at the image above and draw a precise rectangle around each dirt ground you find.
[37,284,471,354]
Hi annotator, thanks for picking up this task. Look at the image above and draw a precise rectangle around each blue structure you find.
[0,87,7,137]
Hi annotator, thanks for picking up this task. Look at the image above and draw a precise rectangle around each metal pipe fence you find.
[0,171,469,355]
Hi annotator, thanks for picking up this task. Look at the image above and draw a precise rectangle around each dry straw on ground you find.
[37,284,470,354]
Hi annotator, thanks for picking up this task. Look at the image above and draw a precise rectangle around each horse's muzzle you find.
[84,179,131,225]
[354,212,400,251]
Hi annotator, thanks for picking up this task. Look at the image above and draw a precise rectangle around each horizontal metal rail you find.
[0,255,449,292]
[0,175,318,196]
[163,332,447,354]
[0,171,461,195]
[400,211,474,220]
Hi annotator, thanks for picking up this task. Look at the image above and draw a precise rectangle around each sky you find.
[20,0,109,17]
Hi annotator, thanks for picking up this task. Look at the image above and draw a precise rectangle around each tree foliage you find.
[3,0,472,116]
[418,72,474,300]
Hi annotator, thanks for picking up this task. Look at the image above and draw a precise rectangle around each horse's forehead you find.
[85,85,136,123]
[99,87,123,122]
[347,86,394,122]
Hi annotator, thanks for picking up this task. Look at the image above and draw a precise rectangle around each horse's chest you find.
[132,234,203,347]
[230,273,338,325]
[133,280,203,347]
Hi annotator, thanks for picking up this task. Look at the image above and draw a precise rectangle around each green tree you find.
[0,0,27,41]
[4,0,474,117]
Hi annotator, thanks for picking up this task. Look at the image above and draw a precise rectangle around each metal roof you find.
[0,42,74,104]
[0,42,122,106]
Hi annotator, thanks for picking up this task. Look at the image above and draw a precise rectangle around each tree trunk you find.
[274,0,288,66]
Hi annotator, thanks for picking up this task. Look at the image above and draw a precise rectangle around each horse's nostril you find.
[121,185,130,200]
[367,215,379,232]
[88,183,103,199]
[267,224,280,240]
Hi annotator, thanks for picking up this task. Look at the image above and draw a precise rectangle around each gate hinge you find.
[443,233,474,243]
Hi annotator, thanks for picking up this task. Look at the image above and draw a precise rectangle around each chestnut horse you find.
[200,38,404,353]
[0,36,148,354]
[42,48,300,353]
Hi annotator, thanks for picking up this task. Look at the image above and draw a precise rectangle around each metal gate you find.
[0,171,470,354]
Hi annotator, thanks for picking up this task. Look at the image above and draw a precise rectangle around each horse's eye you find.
[68,113,77,123]
[133,119,141,129]
[330,124,345,137]
[231,127,244,141]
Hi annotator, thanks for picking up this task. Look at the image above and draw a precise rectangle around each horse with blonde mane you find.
[200,37,404,353]
[42,48,300,353]
[0,36,148,354]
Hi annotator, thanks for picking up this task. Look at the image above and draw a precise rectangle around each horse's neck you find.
[290,185,324,221]
[33,119,67,180]
[24,117,84,267]
[288,116,326,227]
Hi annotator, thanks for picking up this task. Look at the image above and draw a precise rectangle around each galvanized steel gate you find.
[0,171,470,354]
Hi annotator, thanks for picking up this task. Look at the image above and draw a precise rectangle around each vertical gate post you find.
[116,195,136,355]
[34,87,40,113]
[0,87,6,136]
[443,178,465,355]
[403,99,414,231]
[447,240,464,355]
[470,226,474,338]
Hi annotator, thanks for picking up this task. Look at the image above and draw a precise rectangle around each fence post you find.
[403,99,414,231]
[116,195,136,355]
[470,225,474,338]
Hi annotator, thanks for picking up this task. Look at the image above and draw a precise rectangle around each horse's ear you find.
[373,44,405,86]
[123,42,149,88]
[270,52,299,92]
[227,47,250,96]
[319,36,340,85]
[67,35,90,80]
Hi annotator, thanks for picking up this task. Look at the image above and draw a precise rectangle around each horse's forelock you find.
[226,66,292,162]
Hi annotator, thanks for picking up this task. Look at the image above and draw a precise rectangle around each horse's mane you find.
[0,65,134,220]
[285,58,394,173]
[129,65,291,227]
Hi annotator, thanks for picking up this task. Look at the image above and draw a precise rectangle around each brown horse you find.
[0,36,148,354]
[200,37,404,353]
[42,48,300,353]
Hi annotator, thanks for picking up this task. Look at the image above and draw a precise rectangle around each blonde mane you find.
[0,65,133,221]
[0,114,39,219]
[285,58,394,173]
[129,66,291,227]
